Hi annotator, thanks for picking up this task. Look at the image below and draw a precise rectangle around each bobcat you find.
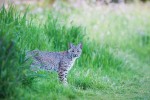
[26,43,82,85]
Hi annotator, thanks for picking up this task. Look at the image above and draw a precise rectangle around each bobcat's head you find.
[68,43,82,59]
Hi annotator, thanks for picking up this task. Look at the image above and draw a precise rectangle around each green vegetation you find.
[0,4,150,100]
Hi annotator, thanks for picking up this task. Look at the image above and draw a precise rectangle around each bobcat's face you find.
[68,43,82,59]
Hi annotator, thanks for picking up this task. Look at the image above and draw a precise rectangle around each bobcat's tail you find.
[25,50,39,62]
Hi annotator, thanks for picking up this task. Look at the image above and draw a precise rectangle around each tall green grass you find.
[0,6,24,98]
[0,5,149,99]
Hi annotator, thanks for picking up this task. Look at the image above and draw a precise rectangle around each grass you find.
[0,3,150,100]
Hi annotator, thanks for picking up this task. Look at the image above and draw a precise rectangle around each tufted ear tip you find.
[78,43,82,49]
[69,43,74,49]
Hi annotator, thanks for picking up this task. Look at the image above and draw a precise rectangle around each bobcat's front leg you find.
[58,67,68,86]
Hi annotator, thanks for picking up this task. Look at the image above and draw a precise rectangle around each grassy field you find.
[0,3,150,100]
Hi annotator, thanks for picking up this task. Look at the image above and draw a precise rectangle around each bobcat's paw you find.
[62,81,68,86]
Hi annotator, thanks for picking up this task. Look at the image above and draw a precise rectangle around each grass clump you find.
[0,6,24,98]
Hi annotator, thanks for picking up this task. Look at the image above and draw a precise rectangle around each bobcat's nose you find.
[73,54,78,57]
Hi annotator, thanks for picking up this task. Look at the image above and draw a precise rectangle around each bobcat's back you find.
[26,50,64,72]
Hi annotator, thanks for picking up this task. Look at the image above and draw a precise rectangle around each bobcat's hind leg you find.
[30,60,40,73]
[30,64,39,73]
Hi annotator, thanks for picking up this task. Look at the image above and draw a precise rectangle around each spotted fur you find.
[26,43,82,85]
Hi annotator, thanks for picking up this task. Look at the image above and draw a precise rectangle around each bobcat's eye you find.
[72,50,74,52]
[77,50,79,52]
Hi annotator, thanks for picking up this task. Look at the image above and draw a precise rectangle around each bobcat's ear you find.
[69,43,74,49]
[78,43,82,49]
